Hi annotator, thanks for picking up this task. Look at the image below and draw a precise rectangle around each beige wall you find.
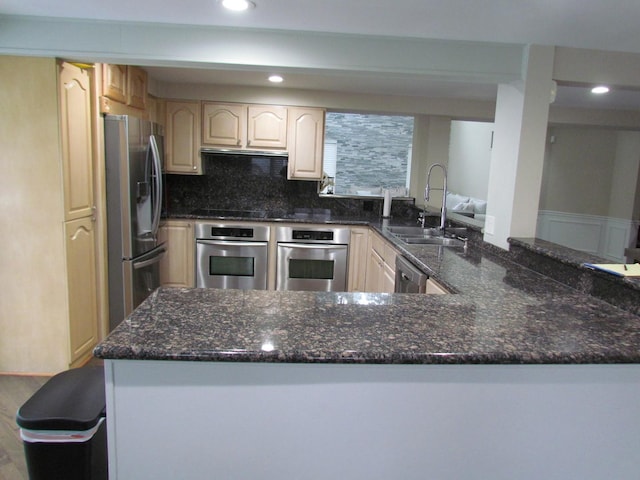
[539,126,625,217]
[0,56,70,373]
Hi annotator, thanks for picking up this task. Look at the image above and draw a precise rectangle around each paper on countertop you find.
[583,263,640,277]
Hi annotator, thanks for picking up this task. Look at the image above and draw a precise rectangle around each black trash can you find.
[16,365,107,480]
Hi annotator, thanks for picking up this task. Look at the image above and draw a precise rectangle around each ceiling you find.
[2,0,640,108]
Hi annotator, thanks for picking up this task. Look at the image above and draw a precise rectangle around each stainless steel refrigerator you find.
[105,114,166,331]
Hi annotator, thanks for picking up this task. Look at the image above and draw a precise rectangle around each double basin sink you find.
[387,226,468,247]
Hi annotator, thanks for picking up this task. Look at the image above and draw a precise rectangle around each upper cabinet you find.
[102,64,127,104]
[59,61,95,221]
[202,103,245,147]
[126,66,148,110]
[287,107,325,181]
[166,100,202,174]
[247,105,288,149]
[100,64,148,114]
[202,102,287,150]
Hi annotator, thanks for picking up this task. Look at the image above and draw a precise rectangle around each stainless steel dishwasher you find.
[395,255,428,293]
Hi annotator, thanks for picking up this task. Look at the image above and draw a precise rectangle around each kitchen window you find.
[321,112,414,196]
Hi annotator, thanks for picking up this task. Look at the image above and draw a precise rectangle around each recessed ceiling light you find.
[591,85,610,95]
[268,75,284,84]
[221,0,255,12]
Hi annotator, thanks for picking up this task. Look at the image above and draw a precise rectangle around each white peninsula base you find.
[104,360,640,479]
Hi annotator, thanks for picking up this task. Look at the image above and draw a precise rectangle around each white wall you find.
[609,131,640,220]
[483,47,555,248]
[106,360,640,480]
[448,120,493,200]
[539,127,617,216]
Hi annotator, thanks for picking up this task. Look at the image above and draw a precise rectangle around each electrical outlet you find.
[485,215,496,235]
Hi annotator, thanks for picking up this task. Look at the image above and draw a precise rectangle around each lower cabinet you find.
[65,216,99,365]
[364,230,397,293]
[159,220,195,287]
[426,278,448,295]
[348,227,369,292]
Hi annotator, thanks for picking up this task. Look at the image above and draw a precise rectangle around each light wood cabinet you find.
[59,61,101,367]
[365,247,385,293]
[59,62,94,221]
[166,100,201,174]
[365,230,397,293]
[101,64,147,110]
[65,216,99,364]
[202,102,288,149]
[287,107,325,180]
[348,227,369,292]
[159,220,195,287]
[102,64,127,103]
[202,102,246,147]
[426,278,448,294]
[126,66,148,110]
[247,105,287,148]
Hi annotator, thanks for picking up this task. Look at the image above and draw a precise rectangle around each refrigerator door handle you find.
[133,247,166,270]
[149,134,163,238]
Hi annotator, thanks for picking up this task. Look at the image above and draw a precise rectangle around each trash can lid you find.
[16,365,105,431]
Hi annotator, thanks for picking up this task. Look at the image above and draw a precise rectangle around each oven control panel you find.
[195,223,270,242]
[292,230,334,241]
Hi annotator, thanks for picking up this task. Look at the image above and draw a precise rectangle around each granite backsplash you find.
[164,153,416,218]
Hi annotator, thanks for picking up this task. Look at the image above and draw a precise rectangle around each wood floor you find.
[0,374,50,480]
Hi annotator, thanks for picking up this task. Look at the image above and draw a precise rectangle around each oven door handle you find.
[197,239,268,248]
[278,242,347,250]
[278,242,346,250]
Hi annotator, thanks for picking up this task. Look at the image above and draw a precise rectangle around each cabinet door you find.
[65,217,99,364]
[126,66,147,110]
[102,64,127,103]
[382,260,396,293]
[287,107,325,180]
[166,101,201,174]
[59,62,95,221]
[202,102,246,147]
[158,221,195,287]
[365,248,383,292]
[247,105,287,149]
[348,227,369,292]
[426,278,448,295]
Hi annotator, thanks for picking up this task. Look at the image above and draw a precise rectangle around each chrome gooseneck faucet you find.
[425,163,448,231]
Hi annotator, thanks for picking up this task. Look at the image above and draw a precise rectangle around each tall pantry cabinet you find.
[58,61,100,367]
[0,57,102,374]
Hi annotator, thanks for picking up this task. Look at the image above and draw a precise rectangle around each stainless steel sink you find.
[403,237,466,246]
[387,226,441,236]
[386,226,468,248]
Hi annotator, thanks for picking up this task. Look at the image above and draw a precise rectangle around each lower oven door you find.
[276,242,348,292]
[196,240,268,289]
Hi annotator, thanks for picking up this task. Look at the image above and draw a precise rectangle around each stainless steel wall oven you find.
[276,226,349,292]
[196,223,270,290]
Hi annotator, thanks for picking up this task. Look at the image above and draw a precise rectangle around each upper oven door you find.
[276,243,348,292]
[196,240,268,290]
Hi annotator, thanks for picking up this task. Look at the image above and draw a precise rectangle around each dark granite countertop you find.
[95,214,640,365]
[164,208,376,225]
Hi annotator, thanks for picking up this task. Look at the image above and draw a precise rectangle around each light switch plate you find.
[485,215,496,235]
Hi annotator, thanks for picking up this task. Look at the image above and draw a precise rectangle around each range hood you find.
[201,147,288,158]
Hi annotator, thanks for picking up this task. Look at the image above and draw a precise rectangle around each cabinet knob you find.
[193,165,197,170]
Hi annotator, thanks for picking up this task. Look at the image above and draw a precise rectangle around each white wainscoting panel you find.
[537,210,638,262]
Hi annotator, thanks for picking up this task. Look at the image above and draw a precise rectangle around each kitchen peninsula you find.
[95,217,640,480]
